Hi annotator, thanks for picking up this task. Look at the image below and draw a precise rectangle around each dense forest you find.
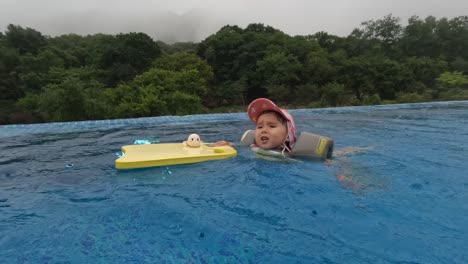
[1,14,468,124]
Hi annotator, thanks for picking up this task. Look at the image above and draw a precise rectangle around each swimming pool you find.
[1,101,467,263]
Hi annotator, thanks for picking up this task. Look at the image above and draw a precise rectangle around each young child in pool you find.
[247,98,296,152]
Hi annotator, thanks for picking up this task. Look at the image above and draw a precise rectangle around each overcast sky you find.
[1,0,467,43]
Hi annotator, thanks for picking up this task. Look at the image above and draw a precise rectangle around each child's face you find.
[254,112,288,150]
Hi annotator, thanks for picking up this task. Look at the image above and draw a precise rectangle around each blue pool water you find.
[1,101,467,263]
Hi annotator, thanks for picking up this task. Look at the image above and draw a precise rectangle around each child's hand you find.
[212,141,231,147]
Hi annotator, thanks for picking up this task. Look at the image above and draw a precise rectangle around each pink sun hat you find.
[247,98,297,147]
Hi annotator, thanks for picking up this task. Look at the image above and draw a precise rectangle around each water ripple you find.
[68,196,110,203]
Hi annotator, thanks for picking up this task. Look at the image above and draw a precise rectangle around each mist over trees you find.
[1,14,468,124]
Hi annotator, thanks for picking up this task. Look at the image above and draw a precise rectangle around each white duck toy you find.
[183,133,202,148]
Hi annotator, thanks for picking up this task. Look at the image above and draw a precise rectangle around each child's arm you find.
[207,141,231,147]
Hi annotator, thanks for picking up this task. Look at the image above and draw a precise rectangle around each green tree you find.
[105,67,207,118]
[152,52,213,83]
[19,49,65,92]
[157,41,198,54]
[47,34,96,67]
[399,15,468,60]
[436,71,468,88]
[4,24,47,55]
[310,31,342,53]
[94,32,161,86]
[256,51,302,102]
[372,56,412,100]
[302,49,337,86]
[197,25,244,85]
[400,16,441,58]
[46,66,103,86]
[320,82,346,107]
[257,52,301,86]
[450,57,468,74]
[153,51,227,107]
[340,56,376,100]
[0,44,22,100]
[352,14,402,58]
[197,24,294,103]
[404,56,448,89]
[293,83,321,105]
[438,16,468,61]
[210,79,246,106]
[18,77,106,122]
[166,91,203,115]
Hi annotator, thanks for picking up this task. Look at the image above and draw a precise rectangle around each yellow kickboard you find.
[115,143,237,169]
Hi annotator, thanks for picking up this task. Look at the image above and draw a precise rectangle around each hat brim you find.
[247,98,289,123]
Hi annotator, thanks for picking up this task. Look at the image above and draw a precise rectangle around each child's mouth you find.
[260,136,269,142]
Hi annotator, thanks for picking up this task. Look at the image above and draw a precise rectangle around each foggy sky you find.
[1,0,467,43]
